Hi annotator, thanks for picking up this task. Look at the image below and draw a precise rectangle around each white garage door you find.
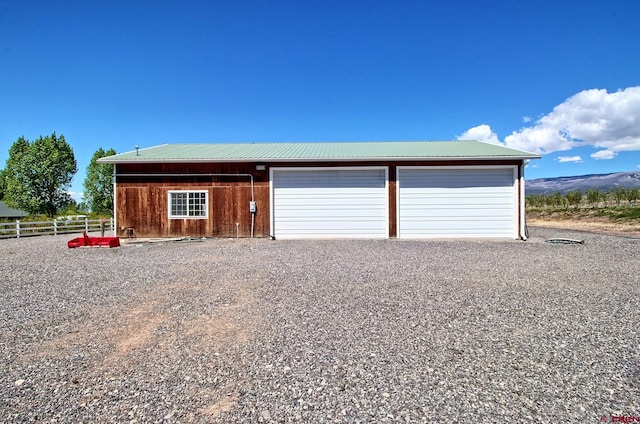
[397,167,517,239]
[271,167,388,239]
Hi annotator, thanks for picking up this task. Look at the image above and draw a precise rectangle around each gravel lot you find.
[1,228,639,423]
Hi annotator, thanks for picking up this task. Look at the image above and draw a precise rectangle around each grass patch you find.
[594,207,640,220]
[527,206,640,222]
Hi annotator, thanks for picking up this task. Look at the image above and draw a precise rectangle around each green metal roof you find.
[0,201,29,218]
[98,141,540,163]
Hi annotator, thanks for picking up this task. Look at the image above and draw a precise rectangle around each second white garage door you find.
[397,167,517,239]
[271,167,388,239]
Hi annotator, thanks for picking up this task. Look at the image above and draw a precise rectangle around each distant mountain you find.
[526,171,640,194]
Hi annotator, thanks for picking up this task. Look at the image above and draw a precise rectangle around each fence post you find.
[16,220,20,239]
[54,218,58,236]
[110,217,114,234]
[85,217,89,232]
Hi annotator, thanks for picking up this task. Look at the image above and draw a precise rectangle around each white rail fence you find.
[0,218,115,239]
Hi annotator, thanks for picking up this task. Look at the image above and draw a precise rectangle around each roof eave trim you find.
[99,155,538,164]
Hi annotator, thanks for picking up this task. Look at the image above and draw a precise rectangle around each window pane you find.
[171,193,187,216]
[188,192,206,216]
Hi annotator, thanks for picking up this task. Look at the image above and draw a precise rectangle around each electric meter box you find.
[249,201,257,213]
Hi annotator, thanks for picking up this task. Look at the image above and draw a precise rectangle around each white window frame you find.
[168,190,209,219]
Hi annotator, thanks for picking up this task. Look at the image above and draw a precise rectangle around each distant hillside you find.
[526,171,640,194]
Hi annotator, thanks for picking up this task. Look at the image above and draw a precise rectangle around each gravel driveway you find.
[1,228,639,423]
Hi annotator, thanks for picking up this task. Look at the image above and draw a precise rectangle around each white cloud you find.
[556,155,583,163]
[459,86,640,159]
[67,191,84,202]
[590,150,616,160]
[457,124,502,146]
[504,87,640,156]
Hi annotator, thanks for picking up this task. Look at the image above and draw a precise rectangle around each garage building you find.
[99,141,539,240]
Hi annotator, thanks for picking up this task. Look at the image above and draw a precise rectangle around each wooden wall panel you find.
[116,175,271,238]
[211,186,232,237]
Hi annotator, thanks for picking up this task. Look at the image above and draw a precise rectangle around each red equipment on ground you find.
[67,232,121,248]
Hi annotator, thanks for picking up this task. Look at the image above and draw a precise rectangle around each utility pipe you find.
[519,163,527,241]
[112,167,117,236]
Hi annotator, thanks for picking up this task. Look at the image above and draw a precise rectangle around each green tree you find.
[0,169,7,200]
[538,194,551,208]
[4,133,77,217]
[565,191,583,209]
[526,194,540,208]
[610,186,627,207]
[551,192,566,208]
[77,201,89,213]
[83,147,116,215]
[58,199,80,216]
[625,187,639,206]
[585,189,601,208]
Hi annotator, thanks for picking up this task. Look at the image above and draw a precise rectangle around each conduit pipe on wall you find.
[112,168,117,236]
[519,163,527,241]
[115,172,256,238]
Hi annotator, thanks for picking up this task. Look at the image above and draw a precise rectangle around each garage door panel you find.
[401,209,514,218]
[273,168,388,239]
[275,210,386,219]
[398,167,516,239]
[402,186,512,194]
[400,196,513,206]
[402,221,512,231]
[274,170,385,189]
[403,228,512,237]
[401,170,513,189]
[275,197,386,209]
[276,186,386,194]
[276,193,386,202]
[280,229,385,237]
[272,219,386,229]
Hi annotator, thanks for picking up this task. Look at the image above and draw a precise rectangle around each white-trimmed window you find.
[168,191,208,219]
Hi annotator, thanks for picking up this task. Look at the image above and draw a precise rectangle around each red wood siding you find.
[115,163,269,238]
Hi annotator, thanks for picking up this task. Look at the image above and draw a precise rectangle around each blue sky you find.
[1,0,639,200]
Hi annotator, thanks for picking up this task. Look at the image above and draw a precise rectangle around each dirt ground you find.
[527,216,640,238]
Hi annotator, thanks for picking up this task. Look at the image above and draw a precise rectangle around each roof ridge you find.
[98,140,540,163]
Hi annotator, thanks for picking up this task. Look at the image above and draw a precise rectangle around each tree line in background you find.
[0,133,115,218]
[526,187,640,209]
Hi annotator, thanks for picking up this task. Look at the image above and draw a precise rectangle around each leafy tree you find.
[4,133,77,217]
[565,191,583,209]
[610,186,627,207]
[586,189,601,208]
[77,201,89,213]
[58,199,82,216]
[551,192,566,208]
[538,194,551,208]
[526,194,541,208]
[625,187,639,206]
[83,147,116,215]
[0,169,7,200]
